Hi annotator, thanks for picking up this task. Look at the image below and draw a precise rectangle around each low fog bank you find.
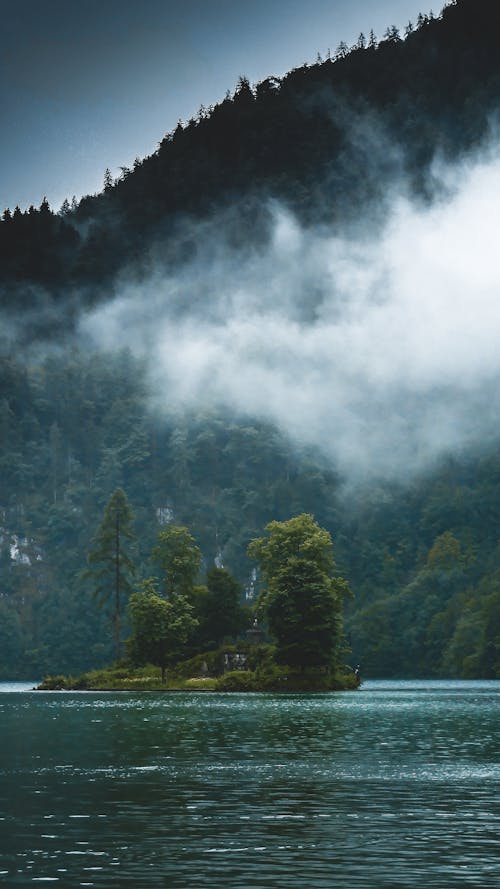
[75,145,500,481]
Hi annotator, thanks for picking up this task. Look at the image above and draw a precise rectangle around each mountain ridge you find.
[2,0,500,322]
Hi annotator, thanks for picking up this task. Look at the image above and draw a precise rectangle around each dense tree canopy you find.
[0,346,500,679]
[249,515,348,672]
[128,579,197,682]
[152,525,202,599]
[194,567,247,650]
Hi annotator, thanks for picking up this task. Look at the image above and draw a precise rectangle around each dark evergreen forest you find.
[1,0,500,679]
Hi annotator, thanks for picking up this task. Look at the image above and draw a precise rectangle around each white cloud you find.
[80,146,500,480]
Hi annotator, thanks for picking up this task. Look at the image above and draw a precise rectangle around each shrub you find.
[216,670,257,691]
[255,662,290,690]
[174,649,225,678]
[332,670,361,690]
[38,675,68,690]
[69,673,91,690]
[175,643,275,679]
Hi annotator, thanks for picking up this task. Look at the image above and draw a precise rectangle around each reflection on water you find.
[0,681,499,887]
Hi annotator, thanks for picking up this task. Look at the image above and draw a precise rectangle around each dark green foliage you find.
[173,648,227,679]
[37,674,69,690]
[173,643,274,679]
[128,580,197,681]
[249,515,347,672]
[194,568,248,649]
[0,349,344,678]
[442,570,500,678]
[0,602,24,677]
[1,345,500,679]
[265,558,342,669]
[151,525,202,598]
[216,670,258,692]
[345,484,500,677]
[86,488,136,658]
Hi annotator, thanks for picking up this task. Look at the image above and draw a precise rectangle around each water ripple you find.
[0,681,499,887]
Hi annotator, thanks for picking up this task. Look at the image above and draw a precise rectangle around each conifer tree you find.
[87,488,135,658]
[103,168,114,191]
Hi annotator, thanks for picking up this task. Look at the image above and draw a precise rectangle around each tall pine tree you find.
[87,489,135,659]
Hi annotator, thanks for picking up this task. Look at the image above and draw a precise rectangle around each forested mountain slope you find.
[2,0,500,324]
[1,0,500,679]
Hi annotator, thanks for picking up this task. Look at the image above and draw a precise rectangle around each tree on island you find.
[86,488,136,659]
[248,514,349,673]
[128,579,197,682]
[126,525,203,679]
[194,567,248,649]
[152,524,202,599]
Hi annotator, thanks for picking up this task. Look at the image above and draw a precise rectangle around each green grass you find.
[38,659,360,692]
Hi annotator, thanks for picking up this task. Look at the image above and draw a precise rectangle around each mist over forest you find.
[79,151,500,481]
[1,0,500,680]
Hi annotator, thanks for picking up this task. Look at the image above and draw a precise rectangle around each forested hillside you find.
[2,0,500,331]
[1,0,500,679]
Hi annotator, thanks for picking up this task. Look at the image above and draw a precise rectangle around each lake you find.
[0,680,498,887]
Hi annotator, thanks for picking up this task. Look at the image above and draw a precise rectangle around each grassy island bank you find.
[39,514,358,693]
[38,643,360,692]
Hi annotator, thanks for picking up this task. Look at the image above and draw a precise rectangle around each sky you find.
[0,0,434,212]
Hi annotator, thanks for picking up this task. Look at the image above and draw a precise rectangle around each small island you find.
[38,504,359,693]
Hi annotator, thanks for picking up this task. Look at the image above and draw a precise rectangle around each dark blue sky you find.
[1,0,433,212]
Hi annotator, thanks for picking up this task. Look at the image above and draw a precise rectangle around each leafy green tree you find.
[152,525,202,598]
[195,567,247,649]
[248,514,348,672]
[128,579,198,681]
[87,488,135,659]
[426,531,462,571]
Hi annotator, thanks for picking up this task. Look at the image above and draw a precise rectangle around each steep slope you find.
[2,1,500,325]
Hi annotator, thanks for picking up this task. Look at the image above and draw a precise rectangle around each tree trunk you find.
[114,513,120,660]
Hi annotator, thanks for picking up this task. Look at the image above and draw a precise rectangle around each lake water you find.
[0,680,498,887]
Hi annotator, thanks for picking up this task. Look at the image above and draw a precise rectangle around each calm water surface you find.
[0,680,498,887]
